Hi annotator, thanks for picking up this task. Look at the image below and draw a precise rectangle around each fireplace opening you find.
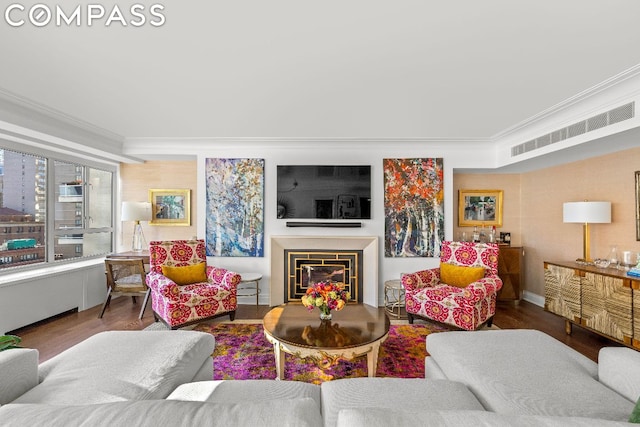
[284,250,363,303]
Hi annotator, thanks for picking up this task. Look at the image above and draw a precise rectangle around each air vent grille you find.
[587,112,608,131]
[567,121,587,138]
[511,102,635,157]
[609,103,635,124]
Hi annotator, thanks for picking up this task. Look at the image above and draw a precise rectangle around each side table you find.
[384,279,405,319]
[237,272,262,306]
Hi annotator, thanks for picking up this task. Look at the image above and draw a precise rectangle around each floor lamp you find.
[563,201,611,263]
[121,201,152,252]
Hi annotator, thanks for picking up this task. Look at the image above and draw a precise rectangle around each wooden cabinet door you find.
[544,264,581,323]
[581,273,632,343]
[497,247,523,301]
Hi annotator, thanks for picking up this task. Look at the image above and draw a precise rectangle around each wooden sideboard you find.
[544,260,640,349]
[497,246,524,302]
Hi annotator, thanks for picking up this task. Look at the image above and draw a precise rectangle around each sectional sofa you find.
[0,328,638,426]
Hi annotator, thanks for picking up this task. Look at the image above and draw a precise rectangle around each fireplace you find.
[284,250,363,303]
[270,236,378,306]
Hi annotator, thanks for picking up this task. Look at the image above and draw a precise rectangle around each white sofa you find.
[424,329,639,425]
[1,329,638,426]
[1,330,215,406]
[0,330,325,427]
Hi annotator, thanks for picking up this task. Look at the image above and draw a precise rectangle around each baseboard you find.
[522,291,544,307]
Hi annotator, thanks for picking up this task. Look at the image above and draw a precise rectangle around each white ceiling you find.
[2,0,640,140]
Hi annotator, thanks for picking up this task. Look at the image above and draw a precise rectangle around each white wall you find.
[184,140,496,306]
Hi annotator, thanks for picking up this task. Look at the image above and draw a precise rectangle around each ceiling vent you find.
[511,102,635,157]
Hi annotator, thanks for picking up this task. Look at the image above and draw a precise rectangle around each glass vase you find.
[319,306,332,321]
[607,245,619,268]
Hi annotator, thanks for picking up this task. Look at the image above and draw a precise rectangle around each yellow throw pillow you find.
[440,262,486,288]
[161,262,207,286]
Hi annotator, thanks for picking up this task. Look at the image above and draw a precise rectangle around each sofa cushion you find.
[168,379,321,407]
[336,408,633,427]
[321,378,484,427]
[440,262,485,288]
[0,348,38,405]
[161,262,207,285]
[598,347,640,403]
[0,398,323,427]
[426,329,634,421]
[12,330,215,405]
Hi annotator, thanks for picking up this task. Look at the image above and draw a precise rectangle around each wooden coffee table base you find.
[262,303,391,380]
[264,331,389,380]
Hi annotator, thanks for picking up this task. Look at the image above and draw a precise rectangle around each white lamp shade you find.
[563,201,611,224]
[121,201,152,222]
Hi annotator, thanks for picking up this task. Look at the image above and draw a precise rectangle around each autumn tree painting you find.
[383,158,444,257]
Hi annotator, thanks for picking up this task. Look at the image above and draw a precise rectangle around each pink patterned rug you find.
[192,322,449,384]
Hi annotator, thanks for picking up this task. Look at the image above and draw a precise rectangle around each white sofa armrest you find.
[599,347,640,402]
[0,348,39,405]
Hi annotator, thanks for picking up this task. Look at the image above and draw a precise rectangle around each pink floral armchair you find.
[146,239,240,329]
[401,241,502,331]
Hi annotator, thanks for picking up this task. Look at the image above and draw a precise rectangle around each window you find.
[54,161,113,260]
[0,147,115,270]
[0,149,46,269]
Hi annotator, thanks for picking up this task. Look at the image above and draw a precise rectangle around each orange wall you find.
[453,174,522,246]
[119,161,197,252]
[456,145,640,300]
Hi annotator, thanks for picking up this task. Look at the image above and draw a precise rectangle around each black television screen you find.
[277,165,371,220]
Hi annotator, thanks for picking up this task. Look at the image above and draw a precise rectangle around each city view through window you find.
[0,149,114,269]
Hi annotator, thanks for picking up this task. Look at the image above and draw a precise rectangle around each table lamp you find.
[121,201,152,252]
[563,201,611,263]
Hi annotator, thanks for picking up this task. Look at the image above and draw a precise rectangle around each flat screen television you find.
[277,165,371,220]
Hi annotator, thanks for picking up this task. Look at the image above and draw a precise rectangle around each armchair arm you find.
[146,271,180,302]
[402,268,440,292]
[457,275,503,303]
[207,266,241,290]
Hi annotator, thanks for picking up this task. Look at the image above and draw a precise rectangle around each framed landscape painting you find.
[458,189,503,227]
[149,189,191,226]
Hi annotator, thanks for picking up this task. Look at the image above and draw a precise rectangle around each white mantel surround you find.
[270,235,379,307]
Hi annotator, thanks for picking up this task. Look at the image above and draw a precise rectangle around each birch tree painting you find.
[384,158,444,257]
[206,158,264,257]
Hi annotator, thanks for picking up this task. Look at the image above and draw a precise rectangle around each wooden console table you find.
[544,260,640,350]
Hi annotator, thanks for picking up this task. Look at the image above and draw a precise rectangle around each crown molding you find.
[492,63,640,141]
[0,87,123,141]
[123,136,494,155]
[0,87,143,163]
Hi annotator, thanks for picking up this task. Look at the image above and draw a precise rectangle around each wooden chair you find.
[99,258,150,319]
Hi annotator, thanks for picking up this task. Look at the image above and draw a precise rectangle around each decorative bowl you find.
[593,259,611,269]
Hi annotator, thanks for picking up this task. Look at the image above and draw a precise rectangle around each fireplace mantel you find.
[270,235,378,307]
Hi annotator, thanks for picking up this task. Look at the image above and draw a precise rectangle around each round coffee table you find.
[263,303,390,380]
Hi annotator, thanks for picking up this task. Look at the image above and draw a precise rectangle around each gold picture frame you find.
[149,189,191,226]
[458,189,503,227]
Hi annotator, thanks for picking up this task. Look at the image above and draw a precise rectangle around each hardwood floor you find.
[493,301,622,362]
[10,297,621,363]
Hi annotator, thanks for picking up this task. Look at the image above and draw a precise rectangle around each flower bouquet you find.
[301,281,350,320]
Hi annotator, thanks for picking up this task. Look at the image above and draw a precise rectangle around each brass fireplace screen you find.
[285,250,363,303]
